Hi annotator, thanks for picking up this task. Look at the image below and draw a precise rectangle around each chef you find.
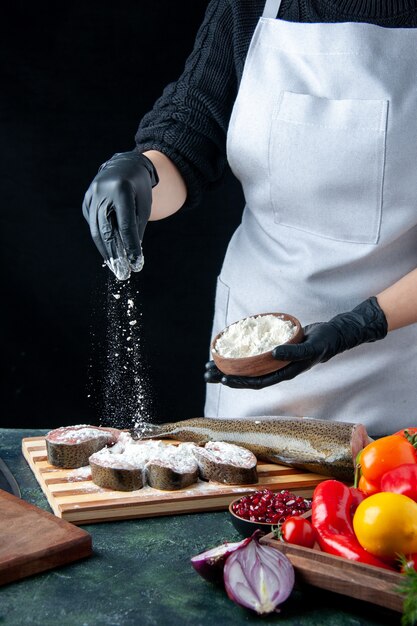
[83,0,417,437]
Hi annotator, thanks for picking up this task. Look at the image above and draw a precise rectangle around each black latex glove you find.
[204,297,388,389]
[82,150,158,281]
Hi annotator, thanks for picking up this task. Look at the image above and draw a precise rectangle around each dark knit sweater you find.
[135,0,417,210]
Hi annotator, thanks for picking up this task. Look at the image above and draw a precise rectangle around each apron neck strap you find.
[262,0,282,19]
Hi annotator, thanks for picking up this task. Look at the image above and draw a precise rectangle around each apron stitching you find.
[266,49,366,56]
[268,90,285,225]
[273,118,385,132]
[378,100,388,133]
[373,137,383,243]
[374,102,389,243]
[215,384,222,418]
[214,277,230,417]
[260,43,417,59]
[269,220,380,244]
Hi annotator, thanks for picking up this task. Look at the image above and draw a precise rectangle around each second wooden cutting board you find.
[0,489,92,586]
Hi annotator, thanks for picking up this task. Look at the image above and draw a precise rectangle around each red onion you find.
[223,531,294,614]
[191,537,251,584]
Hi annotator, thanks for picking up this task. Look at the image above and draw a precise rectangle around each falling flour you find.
[88,274,153,430]
[214,314,296,358]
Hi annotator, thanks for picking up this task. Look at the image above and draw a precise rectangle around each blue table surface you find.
[0,429,401,626]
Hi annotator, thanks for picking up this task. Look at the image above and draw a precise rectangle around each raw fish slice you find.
[193,441,258,485]
[146,443,199,490]
[89,437,164,491]
[89,452,145,491]
[46,425,120,469]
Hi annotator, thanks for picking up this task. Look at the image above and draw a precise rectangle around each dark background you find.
[1,1,244,428]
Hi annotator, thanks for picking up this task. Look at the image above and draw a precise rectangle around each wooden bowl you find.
[211,312,303,377]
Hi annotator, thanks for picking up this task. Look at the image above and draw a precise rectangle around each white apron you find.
[204,0,417,436]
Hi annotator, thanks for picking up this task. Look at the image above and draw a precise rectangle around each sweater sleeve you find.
[135,0,237,211]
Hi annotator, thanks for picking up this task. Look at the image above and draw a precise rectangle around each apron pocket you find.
[269,91,388,244]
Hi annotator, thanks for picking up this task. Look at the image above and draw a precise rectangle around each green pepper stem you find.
[353,450,362,489]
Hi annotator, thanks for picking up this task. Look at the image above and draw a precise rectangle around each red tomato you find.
[281,516,316,549]
[395,428,417,438]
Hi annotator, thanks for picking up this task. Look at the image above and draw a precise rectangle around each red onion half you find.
[223,531,295,614]
[191,537,252,584]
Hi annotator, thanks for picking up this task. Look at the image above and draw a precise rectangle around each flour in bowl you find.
[213,314,296,358]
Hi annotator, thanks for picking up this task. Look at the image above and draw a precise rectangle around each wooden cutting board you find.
[22,436,328,525]
[260,533,404,613]
[0,489,92,586]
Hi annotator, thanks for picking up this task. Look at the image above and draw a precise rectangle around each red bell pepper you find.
[311,480,394,570]
[380,463,417,502]
[349,486,366,515]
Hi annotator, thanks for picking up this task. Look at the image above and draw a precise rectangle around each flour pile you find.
[213,314,296,358]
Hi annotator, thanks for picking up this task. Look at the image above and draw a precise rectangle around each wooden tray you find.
[22,436,327,525]
[260,533,404,613]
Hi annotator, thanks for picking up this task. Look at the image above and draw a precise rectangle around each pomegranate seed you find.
[232,489,311,524]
